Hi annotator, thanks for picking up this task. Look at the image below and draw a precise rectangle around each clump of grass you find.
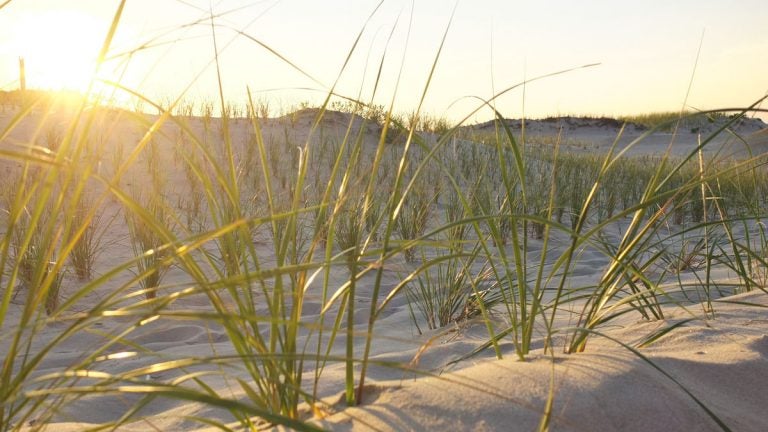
[618,111,687,130]
[38,126,62,155]
[5,171,65,316]
[145,138,166,195]
[334,200,364,258]
[406,246,485,333]
[395,183,436,263]
[68,192,116,280]
[9,207,36,292]
[12,228,65,315]
[28,250,66,316]
[524,160,550,239]
[618,110,743,132]
[443,183,472,246]
[124,193,172,299]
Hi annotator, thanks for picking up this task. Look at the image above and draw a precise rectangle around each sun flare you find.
[12,11,108,92]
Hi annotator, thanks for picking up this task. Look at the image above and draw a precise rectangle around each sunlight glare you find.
[13,11,107,92]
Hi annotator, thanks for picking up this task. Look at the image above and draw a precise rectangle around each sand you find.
[315,291,768,431]
[1,104,767,431]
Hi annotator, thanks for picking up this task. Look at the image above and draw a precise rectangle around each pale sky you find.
[0,0,766,122]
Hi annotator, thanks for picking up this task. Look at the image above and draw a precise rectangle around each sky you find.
[0,0,766,123]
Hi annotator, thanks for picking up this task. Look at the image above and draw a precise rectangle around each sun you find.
[13,10,110,92]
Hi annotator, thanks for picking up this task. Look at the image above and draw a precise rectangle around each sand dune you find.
[1,104,767,431]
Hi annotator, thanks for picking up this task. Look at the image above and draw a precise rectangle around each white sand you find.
[315,291,768,431]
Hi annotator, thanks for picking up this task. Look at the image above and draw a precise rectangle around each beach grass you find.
[4,91,767,432]
[1,2,768,431]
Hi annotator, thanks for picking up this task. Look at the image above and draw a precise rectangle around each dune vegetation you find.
[1,2,768,431]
